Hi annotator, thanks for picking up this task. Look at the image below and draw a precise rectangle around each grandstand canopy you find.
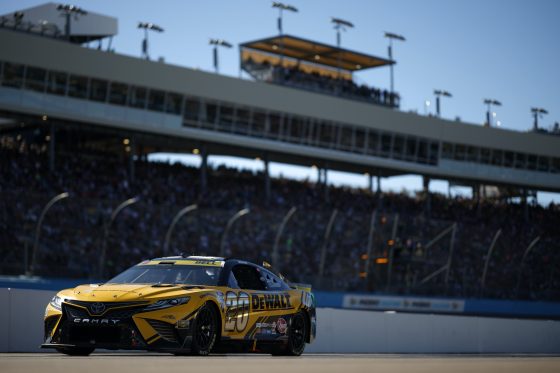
[240,34,394,72]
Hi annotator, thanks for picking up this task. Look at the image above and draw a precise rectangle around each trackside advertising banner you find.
[342,294,465,313]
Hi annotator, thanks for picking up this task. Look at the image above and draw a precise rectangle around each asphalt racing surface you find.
[1,353,560,373]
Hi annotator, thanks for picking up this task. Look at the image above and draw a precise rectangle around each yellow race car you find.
[42,256,316,356]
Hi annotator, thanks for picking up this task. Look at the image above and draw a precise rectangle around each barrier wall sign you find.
[342,294,465,313]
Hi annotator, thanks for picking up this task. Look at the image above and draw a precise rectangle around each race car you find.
[42,256,316,356]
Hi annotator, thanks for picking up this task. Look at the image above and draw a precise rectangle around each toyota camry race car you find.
[42,256,316,356]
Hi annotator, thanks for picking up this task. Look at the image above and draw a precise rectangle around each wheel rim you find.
[291,314,305,350]
[195,307,214,349]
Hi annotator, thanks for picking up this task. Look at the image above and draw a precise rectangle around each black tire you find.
[274,312,307,356]
[55,347,95,356]
[190,303,218,356]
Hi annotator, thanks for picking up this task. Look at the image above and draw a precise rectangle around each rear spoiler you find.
[290,283,312,292]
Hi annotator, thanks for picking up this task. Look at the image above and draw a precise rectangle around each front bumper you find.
[44,303,193,351]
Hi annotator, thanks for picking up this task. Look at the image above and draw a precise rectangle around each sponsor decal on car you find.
[276,318,287,334]
[251,293,292,311]
[72,318,120,325]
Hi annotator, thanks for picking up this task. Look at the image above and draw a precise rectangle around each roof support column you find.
[324,166,330,203]
[128,136,135,183]
[200,145,208,195]
[264,153,270,205]
[48,123,55,173]
[423,176,431,217]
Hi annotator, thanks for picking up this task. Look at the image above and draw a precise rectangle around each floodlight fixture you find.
[138,22,164,60]
[384,31,406,94]
[384,32,406,42]
[273,1,298,35]
[483,98,502,127]
[531,107,548,130]
[331,17,354,47]
[138,22,164,32]
[209,38,233,73]
[209,38,233,48]
[56,4,87,40]
[434,90,453,117]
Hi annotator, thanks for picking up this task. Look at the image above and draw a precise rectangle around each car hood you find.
[59,283,215,302]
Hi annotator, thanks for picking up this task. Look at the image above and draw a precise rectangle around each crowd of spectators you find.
[243,58,400,108]
[1,137,559,302]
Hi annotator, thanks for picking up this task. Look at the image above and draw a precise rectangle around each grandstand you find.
[0,3,559,304]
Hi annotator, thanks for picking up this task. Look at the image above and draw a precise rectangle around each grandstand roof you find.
[240,34,394,72]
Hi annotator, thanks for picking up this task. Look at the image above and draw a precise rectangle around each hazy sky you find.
[3,0,560,200]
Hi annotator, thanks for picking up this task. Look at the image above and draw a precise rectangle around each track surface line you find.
[1,353,560,373]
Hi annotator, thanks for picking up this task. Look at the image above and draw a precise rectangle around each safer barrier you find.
[1,288,560,353]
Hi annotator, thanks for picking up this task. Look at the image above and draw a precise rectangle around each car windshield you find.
[106,265,221,286]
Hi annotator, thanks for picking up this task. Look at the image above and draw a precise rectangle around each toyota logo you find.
[90,302,106,315]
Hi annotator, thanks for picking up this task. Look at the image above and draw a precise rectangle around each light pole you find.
[483,99,502,127]
[138,22,164,60]
[209,39,233,73]
[272,2,297,68]
[56,4,87,41]
[272,2,298,34]
[384,32,406,95]
[434,90,452,117]
[515,236,541,297]
[163,204,198,256]
[98,197,139,278]
[531,107,548,131]
[219,208,250,257]
[271,207,297,269]
[331,17,354,81]
[318,209,339,287]
[29,192,70,276]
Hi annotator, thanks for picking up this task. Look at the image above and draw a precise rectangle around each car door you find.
[222,264,266,339]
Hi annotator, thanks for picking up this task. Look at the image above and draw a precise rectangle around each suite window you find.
[234,107,250,135]
[340,126,353,150]
[2,63,24,88]
[491,150,503,166]
[24,66,46,92]
[514,153,526,169]
[268,113,282,139]
[417,140,428,163]
[218,104,234,130]
[319,122,334,146]
[184,98,201,121]
[380,134,392,157]
[480,148,491,164]
[108,82,128,106]
[429,142,439,165]
[405,137,417,161]
[148,89,165,111]
[89,79,108,102]
[68,75,88,99]
[537,156,549,172]
[46,71,67,96]
[166,93,183,115]
[251,111,266,137]
[367,131,379,156]
[129,86,147,109]
[354,129,365,153]
[503,151,514,168]
[392,135,405,160]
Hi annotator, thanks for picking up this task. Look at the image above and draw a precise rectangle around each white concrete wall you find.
[1,288,560,353]
[307,308,560,353]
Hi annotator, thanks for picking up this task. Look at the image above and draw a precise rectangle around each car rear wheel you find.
[273,312,307,356]
[56,347,95,356]
[190,303,217,356]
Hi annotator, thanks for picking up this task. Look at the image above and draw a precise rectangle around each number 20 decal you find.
[224,291,250,332]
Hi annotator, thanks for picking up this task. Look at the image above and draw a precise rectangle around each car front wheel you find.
[190,303,218,355]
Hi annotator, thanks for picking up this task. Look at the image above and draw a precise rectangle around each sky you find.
[3,0,560,201]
